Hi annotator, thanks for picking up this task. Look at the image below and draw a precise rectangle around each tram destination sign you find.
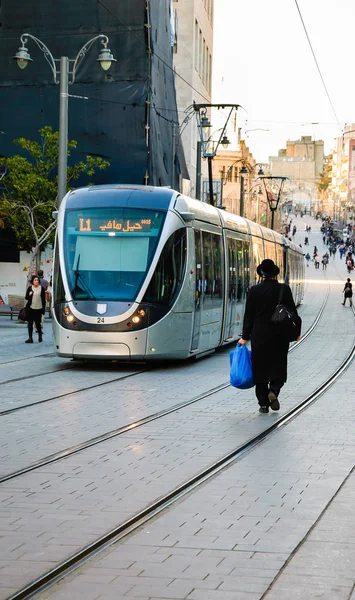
[78,217,152,233]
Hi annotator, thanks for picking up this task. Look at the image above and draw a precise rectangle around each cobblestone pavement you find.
[0,215,354,600]
[0,272,335,476]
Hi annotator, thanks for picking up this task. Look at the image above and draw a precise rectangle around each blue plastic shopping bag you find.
[230,343,254,389]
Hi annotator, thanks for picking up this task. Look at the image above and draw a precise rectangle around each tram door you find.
[191,230,202,351]
[224,236,244,340]
[191,229,224,351]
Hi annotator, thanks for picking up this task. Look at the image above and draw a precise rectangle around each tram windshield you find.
[64,208,166,301]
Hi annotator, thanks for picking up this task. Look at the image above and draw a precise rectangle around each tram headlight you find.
[137,309,145,317]
[63,306,75,323]
[132,316,140,324]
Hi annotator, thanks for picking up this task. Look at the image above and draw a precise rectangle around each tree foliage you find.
[0,126,109,252]
[317,154,332,193]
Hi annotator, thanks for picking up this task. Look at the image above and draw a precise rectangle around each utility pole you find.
[208,156,214,206]
[240,172,245,217]
[196,141,202,200]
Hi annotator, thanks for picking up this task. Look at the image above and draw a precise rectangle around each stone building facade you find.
[269,136,324,212]
[172,0,214,196]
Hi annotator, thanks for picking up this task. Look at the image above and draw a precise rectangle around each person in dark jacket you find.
[342,278,352,307]
[25,275,46,343]
[238,259,301,413]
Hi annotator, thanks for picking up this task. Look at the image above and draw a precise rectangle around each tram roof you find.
[64,185,175,211]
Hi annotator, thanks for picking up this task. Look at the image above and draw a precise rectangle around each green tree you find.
[0,126,109,270]
[317,154,332,193]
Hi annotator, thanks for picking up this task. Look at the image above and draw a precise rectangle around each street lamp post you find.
[13,33,116,205]
[221,159,264,217]
[249,184,263,221]
[239,163,248,217]
[259,176,289,230]
[194,104,240,206]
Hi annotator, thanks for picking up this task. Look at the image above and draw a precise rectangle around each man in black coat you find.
[238,259,301,413]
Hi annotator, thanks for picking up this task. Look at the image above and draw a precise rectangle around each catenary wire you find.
[294,0,342,130]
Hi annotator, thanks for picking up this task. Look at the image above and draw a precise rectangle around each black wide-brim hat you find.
[256,259,280,278]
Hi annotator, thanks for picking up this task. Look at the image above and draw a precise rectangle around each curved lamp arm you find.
[20,33,58,82]
[71,35,109,83]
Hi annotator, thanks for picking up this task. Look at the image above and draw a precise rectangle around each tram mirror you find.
[52,211,58,221]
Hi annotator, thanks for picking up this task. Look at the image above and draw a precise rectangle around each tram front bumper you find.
[53,324,147,360]
[73,342,131,359]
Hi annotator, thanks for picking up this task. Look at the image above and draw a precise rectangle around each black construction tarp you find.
[0,0,187,188]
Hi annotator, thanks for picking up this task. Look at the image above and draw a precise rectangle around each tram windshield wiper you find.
[72,254,95,299]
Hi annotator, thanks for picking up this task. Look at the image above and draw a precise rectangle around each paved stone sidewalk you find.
[0,237,346,475]
[38,348,355,600]
[264,468,355,599]
[32,216,354,600]
[1,216,354,600]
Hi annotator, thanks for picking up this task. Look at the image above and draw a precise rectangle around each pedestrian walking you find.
[347,257,354,273]
[342,278,353,307]
[46,277,53,305]
[313,246,318,257]
[314,254,320,269]
[238,259,301,414]
[321,255,328,270]
[292,225,297,236]
[24,275,46,343]
[305,253,311,267]
[37,269,48,291]
[304,236,309,245]
[37,269,48,327]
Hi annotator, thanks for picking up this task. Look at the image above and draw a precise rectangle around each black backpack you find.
[271,284,301,342]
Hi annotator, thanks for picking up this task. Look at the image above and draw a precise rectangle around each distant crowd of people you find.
[292,214,353,308]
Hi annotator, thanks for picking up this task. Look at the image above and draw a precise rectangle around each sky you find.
[212,0,355,163]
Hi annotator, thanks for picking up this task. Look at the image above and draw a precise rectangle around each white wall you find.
[0,247,53,303]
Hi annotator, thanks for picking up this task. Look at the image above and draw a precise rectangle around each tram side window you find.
[276,245,284,280]
[227,237,245,302]
[227,238,237,301]
[212,233,223,308]
[235,239,244,301]
[243,241,250,296]
[252,237,264,280]
[194,230,202,304]
[53,239,66,303]
[264,240,276,264]
[202,232,213,307]
[202,232,223,309]
[143,229,187,306]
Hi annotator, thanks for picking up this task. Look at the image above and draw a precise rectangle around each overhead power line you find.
[294,0,342,131]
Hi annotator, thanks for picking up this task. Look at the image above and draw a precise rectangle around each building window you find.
[205,44,209,88]
[199,29,203,76]
[194,20,199,68]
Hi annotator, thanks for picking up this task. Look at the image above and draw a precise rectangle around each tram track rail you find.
[6,304,355,600]
[0,290,327,417]
[0,368,150,417]
[0,292,330,483]
[0,351,55,366]
[0,362,77,387]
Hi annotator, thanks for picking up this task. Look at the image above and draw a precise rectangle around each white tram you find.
[52,185,305,360]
